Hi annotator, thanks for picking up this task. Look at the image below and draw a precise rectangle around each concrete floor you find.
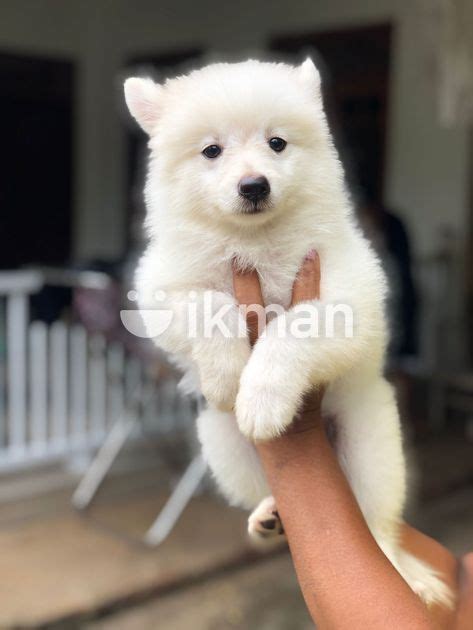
[0,488,253,628]
[86,486,473,630]
[0,434,471,629]
[87,554,311,630]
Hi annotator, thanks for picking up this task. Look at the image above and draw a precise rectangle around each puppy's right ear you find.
[124,77,162,135]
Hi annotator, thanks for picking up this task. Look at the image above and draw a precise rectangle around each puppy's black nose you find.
[238,175,270,201]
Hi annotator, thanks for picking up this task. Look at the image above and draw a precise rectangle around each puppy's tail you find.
[396,548,454,609]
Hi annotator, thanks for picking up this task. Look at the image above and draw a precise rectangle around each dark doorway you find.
[0,52,74,269]
[271,24,392,204]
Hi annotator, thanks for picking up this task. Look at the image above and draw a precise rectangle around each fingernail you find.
[305,249,317,261]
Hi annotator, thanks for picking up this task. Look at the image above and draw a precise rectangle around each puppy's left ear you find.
[297,58,321,98]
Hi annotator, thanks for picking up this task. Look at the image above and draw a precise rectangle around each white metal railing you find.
[0,268,193,473]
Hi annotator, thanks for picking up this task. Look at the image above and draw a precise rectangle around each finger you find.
[291,251,324,421]
[291,249,320,306]
[232,262,266,346]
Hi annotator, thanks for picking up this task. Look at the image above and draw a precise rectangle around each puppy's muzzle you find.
[238,175,270,203]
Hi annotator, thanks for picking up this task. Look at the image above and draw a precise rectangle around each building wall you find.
[0,0,469,364]
[0,0,468,261]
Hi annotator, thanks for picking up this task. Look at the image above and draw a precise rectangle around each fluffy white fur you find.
[125,59,452,607]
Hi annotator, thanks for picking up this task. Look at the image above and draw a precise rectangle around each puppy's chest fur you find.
[160,223,352,306]
[192,242,346,307]
[205,247,310,309]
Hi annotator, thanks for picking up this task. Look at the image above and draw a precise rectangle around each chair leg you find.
[72,416,137,510]
[143,454,207,546]
[72,385,205,547]
[72,384,155,510]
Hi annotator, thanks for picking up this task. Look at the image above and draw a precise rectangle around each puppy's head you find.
[125,59,337,229]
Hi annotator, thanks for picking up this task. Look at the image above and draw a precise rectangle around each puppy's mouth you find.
[238,198,271,216]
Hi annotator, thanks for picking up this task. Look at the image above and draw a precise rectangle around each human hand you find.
[232,251,323,437]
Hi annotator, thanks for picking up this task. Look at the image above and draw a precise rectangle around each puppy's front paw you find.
[248,496,284,541]
[235,376,297,440]
[199,342,250,411]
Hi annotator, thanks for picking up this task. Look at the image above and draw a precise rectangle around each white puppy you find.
[124,59,451,606]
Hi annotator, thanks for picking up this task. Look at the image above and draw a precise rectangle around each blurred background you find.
[0,1,472,628]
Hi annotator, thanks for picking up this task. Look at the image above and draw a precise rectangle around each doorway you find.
[0,52,74,269]
[271,24,392,204]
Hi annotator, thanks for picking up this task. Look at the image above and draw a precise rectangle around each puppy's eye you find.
[202,144,222,159]
[268,137,287,152]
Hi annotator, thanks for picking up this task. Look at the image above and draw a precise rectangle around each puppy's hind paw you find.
[199,341,250,411]
[248,496,285,543]
[201,374,239,412]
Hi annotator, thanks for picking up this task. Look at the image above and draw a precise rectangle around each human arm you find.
[233,256,460,629]
[234,248,386,441]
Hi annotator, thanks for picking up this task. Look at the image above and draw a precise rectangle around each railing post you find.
[89,334,107,443]
[29,321,48,452]
[50,321,68,450]
[7,292,28,456]
[70,325,87,447]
